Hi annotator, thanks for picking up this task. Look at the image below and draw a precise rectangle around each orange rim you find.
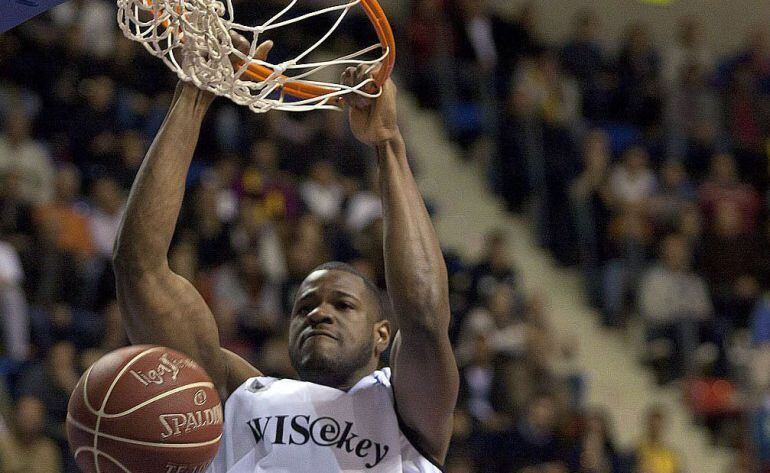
[239,0,396,101]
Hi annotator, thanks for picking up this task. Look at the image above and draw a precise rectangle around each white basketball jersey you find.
[208,368,443,473]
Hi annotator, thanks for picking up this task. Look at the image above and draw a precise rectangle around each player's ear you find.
[373,320,391,356]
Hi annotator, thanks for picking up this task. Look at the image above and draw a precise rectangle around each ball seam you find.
[89,346,164,473]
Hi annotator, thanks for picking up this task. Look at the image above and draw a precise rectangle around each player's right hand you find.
[229,31,273,68]
[342,65,400,147]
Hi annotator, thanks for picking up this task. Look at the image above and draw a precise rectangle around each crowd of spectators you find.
[0,0,768,472]
[405,1,770,471]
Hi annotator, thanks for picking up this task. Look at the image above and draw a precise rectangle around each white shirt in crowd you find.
[638,265,713,325]
[0,136,54,204]
[609,165,657,206]
[300,181,345,223]
[455,307,527,366]
[0,241,23,286]
[0,241,29,361]
[89,208,125,258]
[345,191,382,233]
[467,15,498,70]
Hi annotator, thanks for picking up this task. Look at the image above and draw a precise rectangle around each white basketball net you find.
[117,0,389,112]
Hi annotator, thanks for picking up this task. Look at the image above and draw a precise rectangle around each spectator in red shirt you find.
[697,152,761,234]
[406,0,452,109]
[701,201,762,328]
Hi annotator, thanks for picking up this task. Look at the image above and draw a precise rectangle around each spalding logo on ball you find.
[66,345,223,473]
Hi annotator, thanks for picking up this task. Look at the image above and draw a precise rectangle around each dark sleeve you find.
[456,369,469,410]
[16,362,46,398]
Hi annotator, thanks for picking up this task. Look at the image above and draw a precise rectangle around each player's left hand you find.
[342,65,400,147]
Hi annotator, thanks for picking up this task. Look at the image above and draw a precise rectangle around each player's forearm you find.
[113,85,211,273]
[378,133,450,333]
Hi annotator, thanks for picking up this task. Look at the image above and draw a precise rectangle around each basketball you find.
[66,345,223,473]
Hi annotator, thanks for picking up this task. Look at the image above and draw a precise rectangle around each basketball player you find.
[112,41,459,472]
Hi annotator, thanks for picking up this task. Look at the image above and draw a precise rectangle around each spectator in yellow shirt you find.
[636,405,682,473]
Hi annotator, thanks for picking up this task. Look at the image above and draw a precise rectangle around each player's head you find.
[287,262,391,388]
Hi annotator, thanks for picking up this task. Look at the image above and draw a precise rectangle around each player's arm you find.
[113,81,256,395]
[113,42,270,395]
[343,67,459,465]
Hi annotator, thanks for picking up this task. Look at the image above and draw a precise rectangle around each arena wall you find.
[497,0,770,56]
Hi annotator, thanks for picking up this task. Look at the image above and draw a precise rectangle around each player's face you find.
[288,270,380,387]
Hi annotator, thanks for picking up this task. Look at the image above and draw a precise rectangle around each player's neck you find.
[301,363,378,392]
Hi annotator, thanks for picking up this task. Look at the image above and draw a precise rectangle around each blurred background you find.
[1,0,770,472]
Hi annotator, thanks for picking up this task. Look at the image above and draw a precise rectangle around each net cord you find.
[117,0,388,112]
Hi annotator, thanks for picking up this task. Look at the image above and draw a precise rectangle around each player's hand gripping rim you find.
[341,64,400,147]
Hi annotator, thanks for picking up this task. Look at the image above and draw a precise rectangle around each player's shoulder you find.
[230,375,316,398]
[234,376,280,395]
[232,368,393,396]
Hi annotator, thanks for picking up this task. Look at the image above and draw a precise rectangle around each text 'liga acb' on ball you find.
[66,345,223,473]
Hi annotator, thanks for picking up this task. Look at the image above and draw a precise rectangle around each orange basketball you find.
[66,345,223,473]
